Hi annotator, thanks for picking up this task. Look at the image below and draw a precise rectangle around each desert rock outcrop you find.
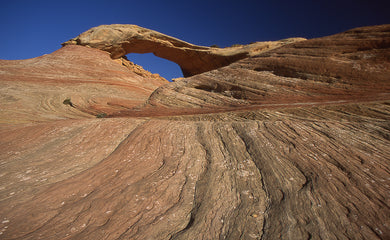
[0,44,167,123]
[0,24,389,240]
[62,24,305,77]
[135,24,390,116]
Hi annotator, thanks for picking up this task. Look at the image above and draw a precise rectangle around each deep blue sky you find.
[1,0,389,80]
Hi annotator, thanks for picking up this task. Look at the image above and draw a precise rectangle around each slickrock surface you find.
[62,24,305,77]
[0,24,389,240]
[0,45,167,124]
[135,24,390,116]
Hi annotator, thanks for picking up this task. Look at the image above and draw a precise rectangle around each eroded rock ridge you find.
[0,24,389,239]
[62,24,305,77]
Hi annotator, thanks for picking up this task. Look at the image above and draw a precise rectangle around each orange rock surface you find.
[0,44,167,124]
[62,24,305,77]
[135,24,390,116]
[0,24,389,239]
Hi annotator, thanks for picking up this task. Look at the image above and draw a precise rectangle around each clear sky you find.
[1,0,389,80]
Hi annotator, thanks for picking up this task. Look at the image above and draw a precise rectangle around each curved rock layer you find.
[131,24,390,116]
[0,25,389,239]
[0,45,167,124]
[62,24,305,77]
[1,104,389,239]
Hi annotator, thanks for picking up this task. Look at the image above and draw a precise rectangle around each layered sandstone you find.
[62,24,305,77]
[0,24,389,240]
[0,45,167,124]
[132,24,390,116]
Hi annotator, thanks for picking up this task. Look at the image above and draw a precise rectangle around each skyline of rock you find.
[0,24,389,239]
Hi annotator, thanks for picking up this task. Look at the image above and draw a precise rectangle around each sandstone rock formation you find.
[62,24,305,77]
[133,24,390,116]
[0,24,389,240]
[0,45,167,123]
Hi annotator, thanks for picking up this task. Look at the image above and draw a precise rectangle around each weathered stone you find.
[0,24,389,240]
[62,24,305,77]
[0,45,167,123]
[133,24,390,117]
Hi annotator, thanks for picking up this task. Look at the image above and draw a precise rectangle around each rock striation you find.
[0,24,389,240]
[132,24,390,116]
[62,24,305,77]
[0,44,167,123]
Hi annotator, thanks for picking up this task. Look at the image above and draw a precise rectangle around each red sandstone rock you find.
[0,24,389,240]
[134,24,390,117]
[62,24,305,77]
[0,45,167,124]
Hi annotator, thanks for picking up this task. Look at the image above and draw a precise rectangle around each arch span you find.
[62,24,305,77]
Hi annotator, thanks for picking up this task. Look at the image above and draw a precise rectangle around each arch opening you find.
[126,53,183,82]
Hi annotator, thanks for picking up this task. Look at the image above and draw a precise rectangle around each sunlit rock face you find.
[0,44,167,123]
[62,24,305,77]
[0,24,390,240]
[138,24,390,115]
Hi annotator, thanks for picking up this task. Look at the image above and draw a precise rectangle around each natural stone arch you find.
[62,24,305,77]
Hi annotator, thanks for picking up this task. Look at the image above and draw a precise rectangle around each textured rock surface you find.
[131,24,390,116]
[0,45,167,124]
[0,24,389,239]
[62,24,305,77]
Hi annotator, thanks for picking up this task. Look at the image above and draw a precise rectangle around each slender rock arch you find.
[62,24,304,77]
